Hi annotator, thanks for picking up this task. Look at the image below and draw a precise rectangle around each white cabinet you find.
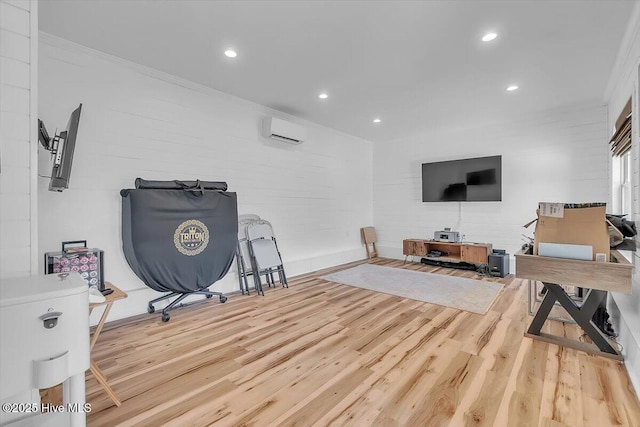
[0,273,89,427]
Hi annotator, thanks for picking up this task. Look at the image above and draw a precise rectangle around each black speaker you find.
[488,251,509,278]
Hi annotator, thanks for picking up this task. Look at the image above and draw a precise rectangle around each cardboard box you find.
[524,202,609,261]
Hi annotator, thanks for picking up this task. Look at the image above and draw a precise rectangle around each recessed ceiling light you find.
[224,49,237,58]
[373,118,381,123]
[318,93,328,99]
[506,85,519,91]
[482,32,498,42]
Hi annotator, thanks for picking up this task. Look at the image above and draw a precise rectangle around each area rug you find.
[321,264,503,314]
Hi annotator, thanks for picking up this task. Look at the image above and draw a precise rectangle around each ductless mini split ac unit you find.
[262,117,306,144]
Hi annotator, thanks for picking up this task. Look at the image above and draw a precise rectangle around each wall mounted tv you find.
[38,104,82,192]
[421,155,502,202]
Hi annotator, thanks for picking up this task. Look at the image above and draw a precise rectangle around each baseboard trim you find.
[283,248,368,277]
[608,294,640,398]
[377,245,406,261]
[93,248,368,324]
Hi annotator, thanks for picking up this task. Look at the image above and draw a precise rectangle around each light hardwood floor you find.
[85,258,640,426]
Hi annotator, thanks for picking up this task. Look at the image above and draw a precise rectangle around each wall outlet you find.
[595,253,607,262]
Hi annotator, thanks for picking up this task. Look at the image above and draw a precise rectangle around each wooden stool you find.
[361,227,378,259]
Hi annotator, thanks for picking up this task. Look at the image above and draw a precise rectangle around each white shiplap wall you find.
[38,34,373,321]
[0,0,37,280]
[604,1,640,398]
[373,103,609,261]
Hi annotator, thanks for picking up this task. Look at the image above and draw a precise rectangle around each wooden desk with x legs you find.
[515,249,632,360]
[89,282,127,406]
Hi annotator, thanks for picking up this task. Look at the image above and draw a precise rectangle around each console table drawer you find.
[403,239,427,257]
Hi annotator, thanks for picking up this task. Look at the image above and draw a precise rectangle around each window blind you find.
[610,98,632,157]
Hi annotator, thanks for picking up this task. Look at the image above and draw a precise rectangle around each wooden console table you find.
[403,239,492,264]
[89,282,127,406]
[515,249,632,360]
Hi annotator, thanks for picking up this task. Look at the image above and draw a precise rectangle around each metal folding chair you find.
[236,214,261,294]
[246,220,288,295]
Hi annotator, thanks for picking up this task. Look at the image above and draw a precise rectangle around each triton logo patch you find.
[173,220,209,256]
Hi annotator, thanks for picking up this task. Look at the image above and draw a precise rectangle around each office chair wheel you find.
[161,313,170,322]
[205,294,213,299]
[220,296,227,303]
[147,304,155,314]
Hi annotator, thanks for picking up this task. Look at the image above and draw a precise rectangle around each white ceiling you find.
[38,0,634,143]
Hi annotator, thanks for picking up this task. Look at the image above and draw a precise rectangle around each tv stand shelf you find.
[403,239,492,264]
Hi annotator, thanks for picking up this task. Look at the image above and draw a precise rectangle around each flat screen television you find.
[39,104,82,192]
[421,155,502,202]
